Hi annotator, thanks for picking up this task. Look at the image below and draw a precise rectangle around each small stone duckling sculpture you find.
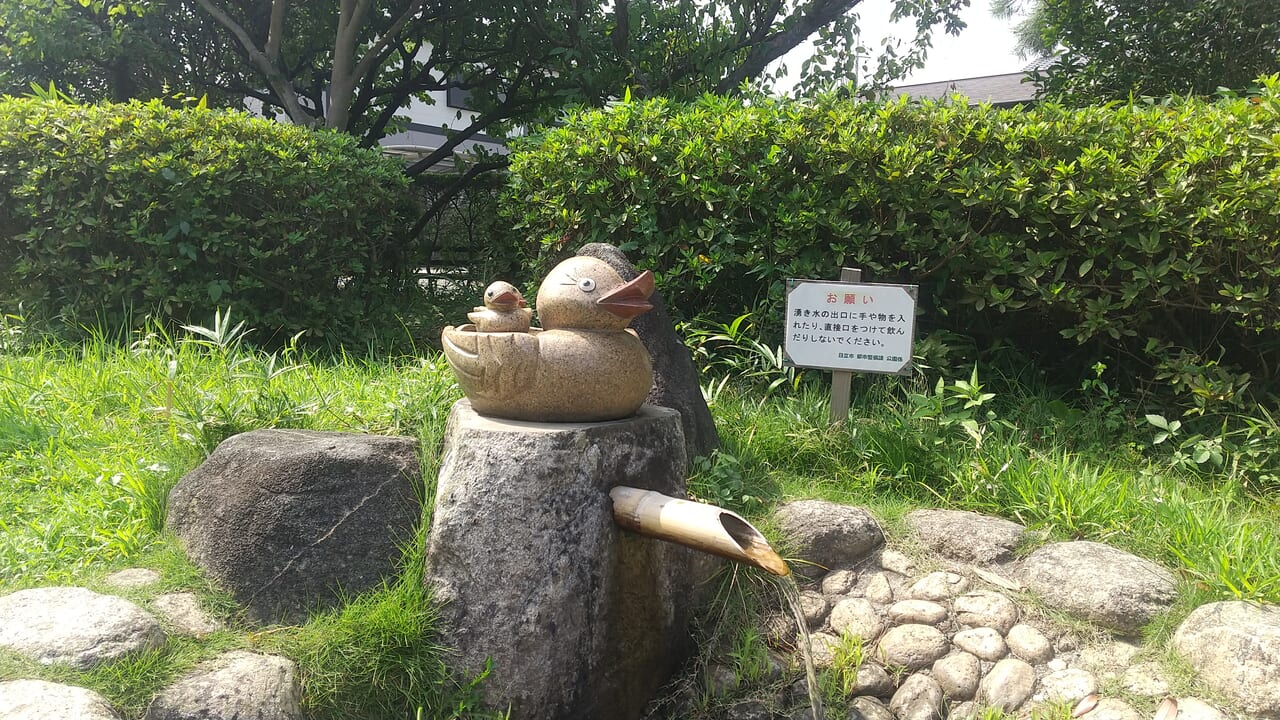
[441,256,655,422]
[467,281,532,333]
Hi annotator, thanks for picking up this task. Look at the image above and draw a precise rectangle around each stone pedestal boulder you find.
[1019,541,1176,634]
[0,587,164,669]
[166,429,421,625]
[1173,601,1280,718]
[577,242,720,464]
[425,400,694,720]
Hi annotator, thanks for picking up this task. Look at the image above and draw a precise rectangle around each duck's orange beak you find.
[490,290,524,311]
[597,270,655,319]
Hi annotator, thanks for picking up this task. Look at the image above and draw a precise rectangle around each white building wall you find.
[379,86,509,169]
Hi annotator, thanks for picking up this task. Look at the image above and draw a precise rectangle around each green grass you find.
[2,316,1279,719]
[0,320,461,583]
[257,531,494,720]
[0,321,505,718]
[699,375,1280,606]
[0,637,244,718]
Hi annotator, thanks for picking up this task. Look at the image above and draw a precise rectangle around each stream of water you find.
[772,575,824,720]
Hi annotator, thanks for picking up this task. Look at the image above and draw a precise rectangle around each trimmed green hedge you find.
[507,81,1280,403]
[0,98,419,344]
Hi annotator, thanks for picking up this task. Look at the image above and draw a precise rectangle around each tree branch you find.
[192,0,316,125]
[402,108,509,176]
[352,0,425,85]
[325,0,366,128]
[403,66,538,176]
[405,158,511,245]
[714,0,863,94]
[611,0,630,56]
[264,0,287,61]
[327,0,427,131]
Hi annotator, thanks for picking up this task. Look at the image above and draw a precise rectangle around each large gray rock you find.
[932,652,981,700]
[849,697,894,720]
[0,587,165,669]
[798,590,829,629]
[953,591,1019,634]
[952,627,1007,661]
[1005,623,1052,663]
[577,243,720,464]
[1088,698,1142,720]
[424,400,693,720]
[1033,668,1097,704]
[773,501,883,578]
[0,680,120,720]
[908,571,970,601]
[1019,541,1177,634]
[905,509,1026,565]
[977,658,1035,712]
[143,651,302,720]
[1173,601,1280,718]
[102,568,161,588]
[853,663,894,697]
[829,597,884,640]
[890,674,944,720]
[1176,698,1228,720]
[166,429,421,625]
[151,593,223,638]
[888,600,948,626]
[875,624,949,671]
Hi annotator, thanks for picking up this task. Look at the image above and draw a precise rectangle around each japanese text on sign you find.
[783,279,918,375]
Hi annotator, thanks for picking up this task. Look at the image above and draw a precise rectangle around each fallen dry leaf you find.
[1154,697,1178,720]
[1072,694,1100,718]
[973,567,1025,592]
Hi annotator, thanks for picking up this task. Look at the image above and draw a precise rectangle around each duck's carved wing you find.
[441,326,539,400]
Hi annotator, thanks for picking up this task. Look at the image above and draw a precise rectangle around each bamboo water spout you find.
[610,487,790,576]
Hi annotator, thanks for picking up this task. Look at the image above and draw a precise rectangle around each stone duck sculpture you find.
[441,256,655,422]
[468,281,532,332]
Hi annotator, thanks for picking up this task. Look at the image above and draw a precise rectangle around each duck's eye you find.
[578,278,596,292]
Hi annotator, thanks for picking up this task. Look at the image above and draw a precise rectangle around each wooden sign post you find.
[829,267,861,423]
[782,267,919,424]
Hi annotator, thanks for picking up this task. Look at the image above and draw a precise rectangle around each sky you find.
[773,1,1029,91]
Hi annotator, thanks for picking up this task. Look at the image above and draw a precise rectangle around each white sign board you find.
[783,279,918,375]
